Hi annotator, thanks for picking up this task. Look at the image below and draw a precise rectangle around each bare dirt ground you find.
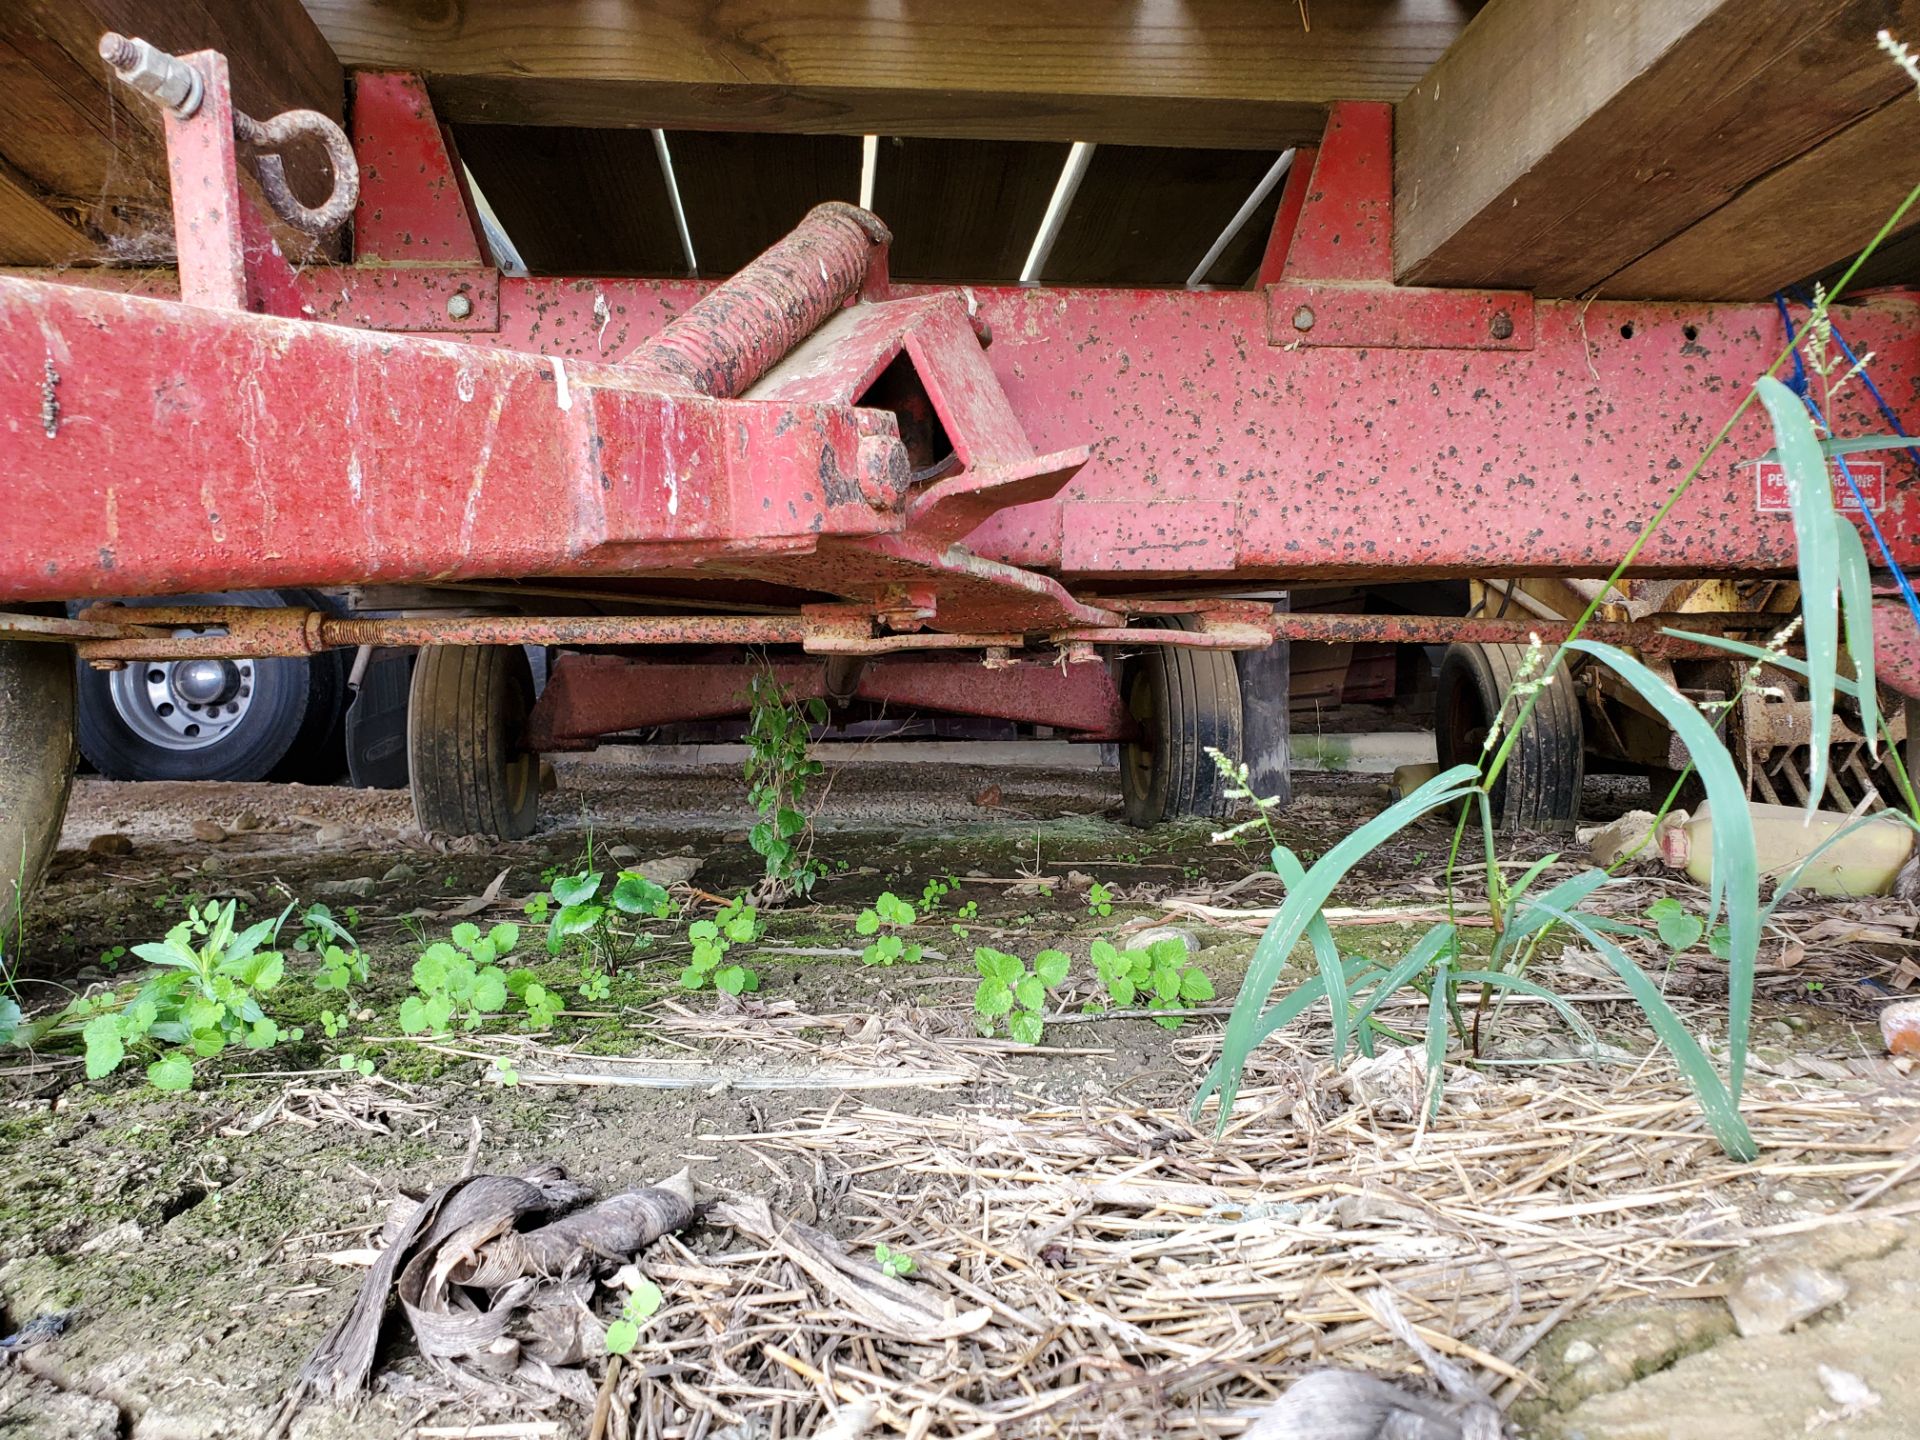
[2,749,1917,1439]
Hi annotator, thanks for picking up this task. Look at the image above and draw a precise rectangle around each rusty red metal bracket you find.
[1266,104,1531,351]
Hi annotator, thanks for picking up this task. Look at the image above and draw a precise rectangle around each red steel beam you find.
[9,83,1920,628]
[526,653,1131,749]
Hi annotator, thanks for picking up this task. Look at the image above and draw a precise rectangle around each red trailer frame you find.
[3,38,1919,850]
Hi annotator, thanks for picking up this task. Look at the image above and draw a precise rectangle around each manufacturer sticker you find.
[1754,456,1885,513]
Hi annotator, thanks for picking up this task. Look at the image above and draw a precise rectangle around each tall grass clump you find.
[1195,39,1920,1160]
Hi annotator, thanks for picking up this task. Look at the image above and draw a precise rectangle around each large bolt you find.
[1490,310,1514,341]
[1292,305,1316,333]
[98,33,203,117]
[446,292,474,321]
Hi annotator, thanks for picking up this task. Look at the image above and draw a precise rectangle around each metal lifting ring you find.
[99,32,359,238]
[232,109,359,237]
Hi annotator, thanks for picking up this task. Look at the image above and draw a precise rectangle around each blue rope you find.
[1771,291,1920,635]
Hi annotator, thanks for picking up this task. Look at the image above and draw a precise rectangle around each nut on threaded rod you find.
[98,32,204,117]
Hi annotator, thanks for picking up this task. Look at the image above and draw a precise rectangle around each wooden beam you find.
[301,0,1473,149]
[1044,145,1292,286]
[871,137,1068,283]
[1607,96,1920,300]
[454,125,684,276]
[0,0,342,263]
[0,156,92,266]
[1394,0,1920,297]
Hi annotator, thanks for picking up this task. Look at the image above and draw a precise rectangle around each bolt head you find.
[1292,305,1316,332]
[446,292,474,321]
[1490,310,1514,341]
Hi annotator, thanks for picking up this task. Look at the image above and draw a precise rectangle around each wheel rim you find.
[107,635,257,752]
[503,750,536,815]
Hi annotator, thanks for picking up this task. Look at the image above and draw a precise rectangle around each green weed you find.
[682,896,760,995]
[874,1242,916,1278]
[606,1278,664,1355]
[856,892,922,966]
[400,922,519,1034]
[1088,937,1214,1028]
[76,899,298,1091]
[744,664,828,898]
[974,945,1069,1045]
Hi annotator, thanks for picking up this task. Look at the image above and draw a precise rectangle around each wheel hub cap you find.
[107,640,258,751]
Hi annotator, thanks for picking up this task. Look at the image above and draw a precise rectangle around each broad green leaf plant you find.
[76,899,298,1091]
[1195,143,1920,1157]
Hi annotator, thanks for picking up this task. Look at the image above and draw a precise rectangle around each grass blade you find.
[1273,845,1352,1064]
[1491,865,1615,970]
[1195,764,1483,1123]
[1451,970,1599,1047]
[1755,375,1840,809]
[1348,924,1456,1037]
[1531,900,1756,1160]
[1423,957,1451,1119]
[1565,640,1756,1102]
[1833,512,1880,757]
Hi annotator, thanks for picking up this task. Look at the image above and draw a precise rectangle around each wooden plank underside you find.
[453,126,685,276]
[0,155,91,266]
[1609,95,1920,300]
[301,0,1470,149]
[0,0,343,265]
[871,137,1068,283]
[1044,146,1289,286]
[667,132,860,275]
[1394,0,1920,298]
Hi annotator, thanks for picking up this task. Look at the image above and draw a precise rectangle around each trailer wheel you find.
[346,648,414,790]
[1434,642,1583,831]
[408,645,539,839]
[1120,616,1243,826]
[1,638,76,940]
[73,589,343,783]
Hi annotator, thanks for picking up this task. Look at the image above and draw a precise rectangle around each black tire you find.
[74,590,316,782]
[408,645,539,839]
[1120,615,1244,827]
[346,649,414,790]
[271,633,350,785]
[1434,642,1583,832]
[1,638,76,940]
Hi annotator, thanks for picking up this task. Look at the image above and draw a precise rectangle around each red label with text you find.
[1754,457,1885,513]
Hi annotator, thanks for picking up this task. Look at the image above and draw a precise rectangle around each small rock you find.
[76,1218,144,1255]
[628,855,702,887]
[190,819,227,843]
[1816,1363,1880,1415]
[1131,926,1198,957]
[1727,1255,1846,1336]
[1561,1339,1599,1365]
[230,811,265,832]
[86,832,134,857]
[312,876,378,899]
[1065,869,1095,891]
[607,844,639,861]
[973,783,1003,808]
[381,862,417,884]
[314,823,352,845]
[199,856,225,875]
